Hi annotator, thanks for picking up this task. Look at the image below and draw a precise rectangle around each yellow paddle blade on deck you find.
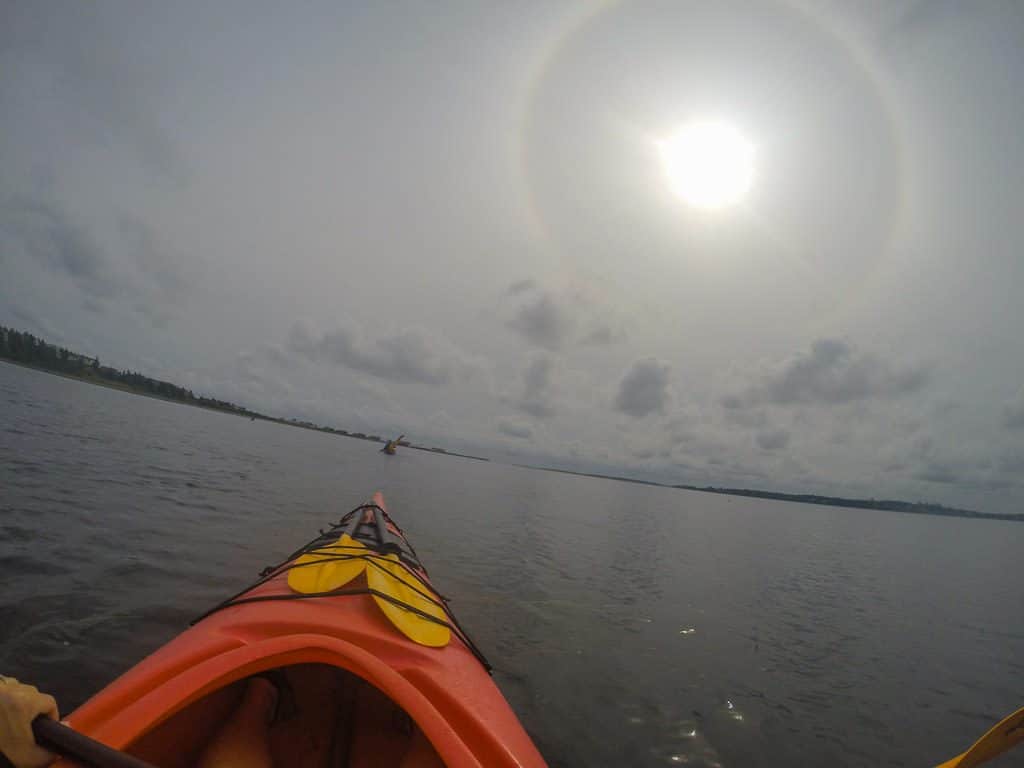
[366,554,451,648]
[287,534,368,594]
[935,706,1024,768]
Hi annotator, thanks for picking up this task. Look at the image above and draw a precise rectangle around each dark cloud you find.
[498,420,533,439]
[714,459,771,482]
[738,339,929,407]
[507,278,536,296]
[507,292,569,351]
[580,325,618,346]
[915,461,960,484]
[506,279,620,351]
[724,406,768,429]
[116,215,189,302]
[2,199,114,296]
[1003,389,1024,429]
[1,199,194,330]
[756,429,791,451]
[517,355,555,419]
[614,358,671,418]
[898,439,1012,490]
[289,324,460,386]
[50,9,182,182]
[996,453,1024,476]
[898,418,923,436]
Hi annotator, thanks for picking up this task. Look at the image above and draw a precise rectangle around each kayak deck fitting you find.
[57,493,546,768]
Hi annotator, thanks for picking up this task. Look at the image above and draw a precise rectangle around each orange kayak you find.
[58,492,547,768]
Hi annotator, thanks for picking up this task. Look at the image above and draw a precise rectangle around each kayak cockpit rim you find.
[80,637,489,768]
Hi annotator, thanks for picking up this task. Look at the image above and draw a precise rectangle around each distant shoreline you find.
[2,356,492,461]
[514,463,1024,524]
[673,484,1024,523]
[0,325,490,460]
[3,326,1019,522]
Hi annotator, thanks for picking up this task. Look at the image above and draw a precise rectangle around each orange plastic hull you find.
[59,493,546,768]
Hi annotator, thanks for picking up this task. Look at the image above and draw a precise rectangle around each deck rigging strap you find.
[191,503,492,672]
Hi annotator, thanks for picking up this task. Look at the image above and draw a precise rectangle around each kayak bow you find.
[57,493,546,768]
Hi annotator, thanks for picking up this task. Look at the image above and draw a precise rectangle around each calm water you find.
[2,362,1023,768]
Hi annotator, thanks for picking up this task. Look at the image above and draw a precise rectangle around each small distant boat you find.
[381,434,405,455]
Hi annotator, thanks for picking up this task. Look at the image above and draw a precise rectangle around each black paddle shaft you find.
[3,717,162,768]
[370,506,387,550]
[370,507,412,559]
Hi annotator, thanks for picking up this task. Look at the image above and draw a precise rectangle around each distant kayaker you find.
[0,675,276,768]
[381,434,405,455]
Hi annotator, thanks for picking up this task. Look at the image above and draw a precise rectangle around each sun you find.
[657,121,754,210]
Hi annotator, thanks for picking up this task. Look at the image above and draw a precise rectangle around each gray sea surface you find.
[2,362,1023,767]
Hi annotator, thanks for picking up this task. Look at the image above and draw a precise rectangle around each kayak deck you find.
[58,494,546,768]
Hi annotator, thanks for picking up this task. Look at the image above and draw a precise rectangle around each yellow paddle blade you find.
[366,554,450,648]
[935,706,1024,768]
[287,534,367,594]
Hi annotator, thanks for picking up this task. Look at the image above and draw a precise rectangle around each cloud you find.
[498,419,533,439]
[738,339,929,407]
[580,325,619,346]
[1,198,114,297]
[914,461,960,484]
[1,199,193,333]
[882,0,959,48]
[507,278,536,296]
[996,453,1024,476]
[756,428,791,451]
[517,355,555,419]
[289,324,464,386]
[723,406,768,429]
[505,278,621,351]
[614,358,671,418]
[116,214,189,302]
[507,291,570,351]
[1003,389,1024,429]
[894,435,1012,491]
[41,10,183,182]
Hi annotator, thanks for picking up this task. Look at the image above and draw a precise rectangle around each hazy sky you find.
[3,1,1024,513]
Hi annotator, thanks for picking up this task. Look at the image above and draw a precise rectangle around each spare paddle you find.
[287,497,449,647]
[935,705,1024,768]
[366,553,451,648]
[286,533,367,593]
[287,512,369,594]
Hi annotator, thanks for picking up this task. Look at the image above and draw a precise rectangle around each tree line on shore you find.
[0,325,257,416]
[0,325,426,449]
